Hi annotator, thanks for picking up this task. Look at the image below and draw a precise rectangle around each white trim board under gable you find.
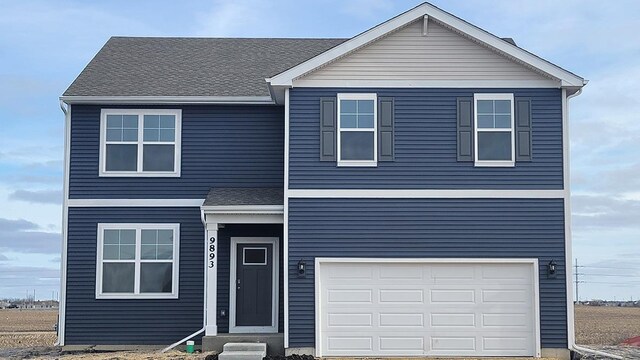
[267,2,585,89]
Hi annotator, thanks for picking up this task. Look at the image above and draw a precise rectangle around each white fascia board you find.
[268,3,585,88]
[60,96,275,105]
[201,205,284,214]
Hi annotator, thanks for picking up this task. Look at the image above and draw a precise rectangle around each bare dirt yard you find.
[574,305,640,345]
[0,309,58,349]
[1,306,640,359]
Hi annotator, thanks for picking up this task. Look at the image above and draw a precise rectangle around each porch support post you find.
[205,220,218,336]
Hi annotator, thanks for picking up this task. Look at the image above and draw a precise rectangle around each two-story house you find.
[57,3,586,359]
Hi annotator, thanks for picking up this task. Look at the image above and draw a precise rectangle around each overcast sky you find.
[0,0,638,301]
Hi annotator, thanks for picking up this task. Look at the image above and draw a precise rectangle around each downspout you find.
[572,345,622,360]
[55,100,70,346]
[159,208,208,353]
[564,87,621,360]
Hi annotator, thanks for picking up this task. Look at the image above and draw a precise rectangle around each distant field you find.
[0,309,57,349]
[575,305,640,345]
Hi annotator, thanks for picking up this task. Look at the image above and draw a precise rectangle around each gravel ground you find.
[575,305,640,345]
[575,345,640,359]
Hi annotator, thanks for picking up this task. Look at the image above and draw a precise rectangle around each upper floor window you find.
[474,94,514,167]
[96,223,180,299]
[100,109,181,177]
[337,93,377,167]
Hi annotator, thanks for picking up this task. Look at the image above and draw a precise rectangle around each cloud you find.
[0,254,9,261]
[572,195,640,230]
[0,218,60,254]
[9,189,62,205]
[195,0,279,37]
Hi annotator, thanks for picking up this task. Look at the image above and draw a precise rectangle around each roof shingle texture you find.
[203,187,284,207]
[64,37,346,97]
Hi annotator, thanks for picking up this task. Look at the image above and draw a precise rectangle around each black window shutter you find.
[457,97,474,162]
[378,97,394,161]
[319,97,337,161]
[515,98,532,161]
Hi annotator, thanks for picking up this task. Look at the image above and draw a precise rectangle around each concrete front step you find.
[223,342,267,352]
[218,350,266,360]
[219,342,267,360]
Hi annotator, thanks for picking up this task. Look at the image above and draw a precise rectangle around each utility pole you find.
[574,258,579,302]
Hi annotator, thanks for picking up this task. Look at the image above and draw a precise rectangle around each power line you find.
[578,265,640,270]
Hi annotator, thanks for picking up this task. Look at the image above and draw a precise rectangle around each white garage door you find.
[317,260,539,357]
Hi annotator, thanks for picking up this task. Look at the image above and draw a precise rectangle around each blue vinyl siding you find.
[288,198,567,349]
[216,224,284,334]
[65,207,204,345]
[289,88,563,189]
[69,104,284,199]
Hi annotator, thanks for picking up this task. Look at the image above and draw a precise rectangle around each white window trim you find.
[96,223,180,299]
[99,109,182,177]
[473,93,515,167]
[336,93,377,167]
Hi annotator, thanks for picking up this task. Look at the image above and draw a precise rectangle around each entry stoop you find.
[219,343,266,360]
[202,333,284,355]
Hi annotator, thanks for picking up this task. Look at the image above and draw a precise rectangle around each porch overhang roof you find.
[201,187,284,214]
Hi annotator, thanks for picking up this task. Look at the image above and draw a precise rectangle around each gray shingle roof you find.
[64,37,346,97]
[203,187,283,207]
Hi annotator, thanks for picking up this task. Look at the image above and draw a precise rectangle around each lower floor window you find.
[97,223,179,299]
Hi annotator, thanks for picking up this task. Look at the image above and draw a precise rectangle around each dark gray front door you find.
[235,243,273,327]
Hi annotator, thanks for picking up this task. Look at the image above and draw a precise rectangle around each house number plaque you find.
[209,237,216,268]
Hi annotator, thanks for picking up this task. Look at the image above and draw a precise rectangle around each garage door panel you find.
[319,261,537,357]
[379,289,425,303]
[379,313,425,327]
[378,264,425,280]
[430,312,476,327]
[327,313,373,327]
[327,289,372,303]
[430,288,476,303]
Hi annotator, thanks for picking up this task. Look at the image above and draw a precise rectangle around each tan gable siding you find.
[299,19,554,83]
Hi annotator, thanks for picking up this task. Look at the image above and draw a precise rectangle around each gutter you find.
[60,95,275,105]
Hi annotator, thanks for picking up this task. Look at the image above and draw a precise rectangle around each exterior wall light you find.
[298,260,306,277]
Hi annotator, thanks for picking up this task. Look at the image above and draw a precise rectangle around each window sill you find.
[99,171,181,178]
[96,293,178,300]
[337,160,378,167]
[474,161,515,167]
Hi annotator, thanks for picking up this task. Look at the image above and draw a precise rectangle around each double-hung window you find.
[337,93,377,167]
[100,109,181,176]
[474,94,515,167]
[96,223,180,299]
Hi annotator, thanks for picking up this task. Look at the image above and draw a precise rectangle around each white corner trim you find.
[287,189,567,199]
[314,257,541,358]
[283,88,290,349]
[267,3,584,87]
[95,223,180,300]
[68,199,204,207]
[229,237,279,334]
[61,96,275,105]
[57,101,71,346]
